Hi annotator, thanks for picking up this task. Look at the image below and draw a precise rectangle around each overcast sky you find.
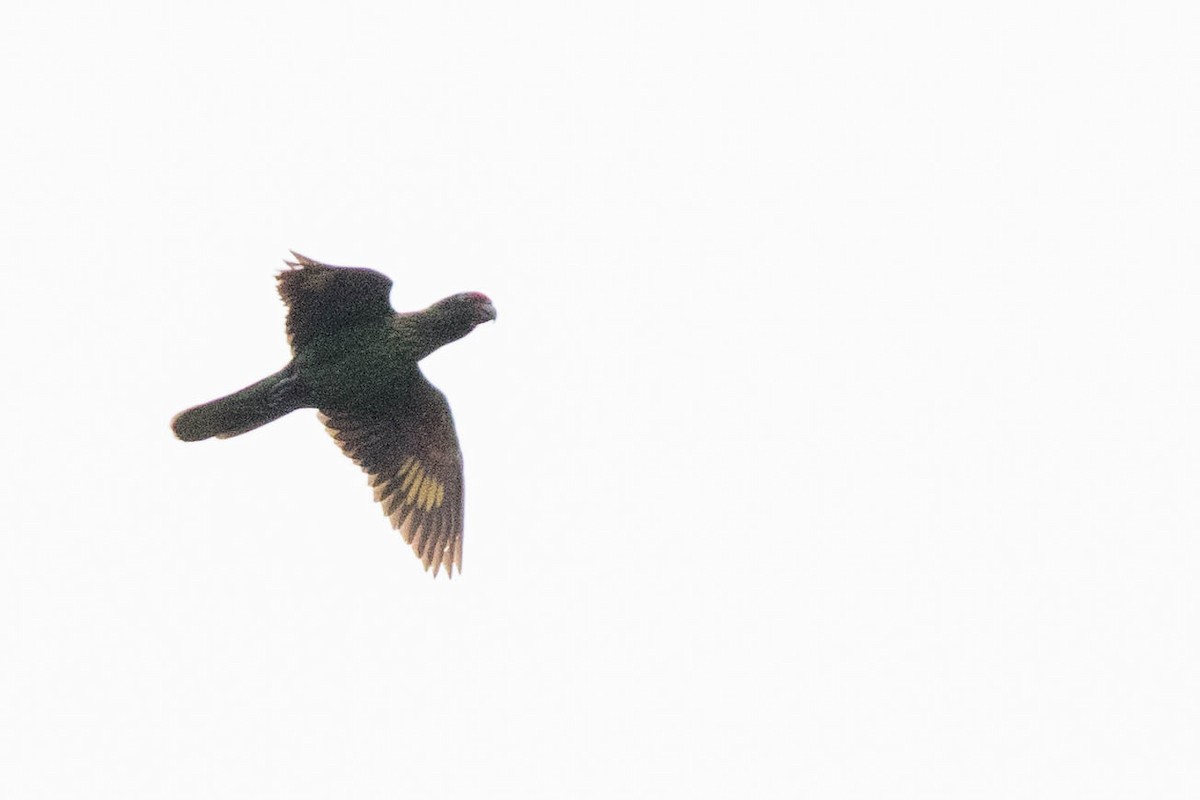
[3,2,1198,798]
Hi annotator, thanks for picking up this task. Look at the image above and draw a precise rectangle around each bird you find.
[171,251,496,577]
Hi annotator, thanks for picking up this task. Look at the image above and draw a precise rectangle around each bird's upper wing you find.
[278,252,395,350]
[319,371,466,577]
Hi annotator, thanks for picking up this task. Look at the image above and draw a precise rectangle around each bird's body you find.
[171,252,495,577]
[294,317,419,410]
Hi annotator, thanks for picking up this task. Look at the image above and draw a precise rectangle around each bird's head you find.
[413,292,496,355]
[436,291,496,327]
[457,292,498,326]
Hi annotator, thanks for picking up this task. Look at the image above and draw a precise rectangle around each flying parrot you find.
[171,252,496,577]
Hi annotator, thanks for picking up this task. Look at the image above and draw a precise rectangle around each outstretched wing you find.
[320,372,466,577]
[278,251,394,350]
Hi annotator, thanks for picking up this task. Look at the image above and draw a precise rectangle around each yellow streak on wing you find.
[424,479,443,511]
[405,472,426,507]
[417,478,433,511]
[399,463,423,493]
[398,456,416,476]
[435,483,445,508]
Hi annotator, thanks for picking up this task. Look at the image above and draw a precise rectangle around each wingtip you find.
[425,550,461,579]
[288,250,322,267]
[281,250,321,271]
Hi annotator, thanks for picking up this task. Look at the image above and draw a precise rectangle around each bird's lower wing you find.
[319,375,466,577]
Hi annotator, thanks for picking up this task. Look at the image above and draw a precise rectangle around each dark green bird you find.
[171,252,496,577]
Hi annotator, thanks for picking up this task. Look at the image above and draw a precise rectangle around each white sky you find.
[3,1,1198,797]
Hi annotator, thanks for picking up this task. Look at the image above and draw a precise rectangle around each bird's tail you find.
[171,367,307,442]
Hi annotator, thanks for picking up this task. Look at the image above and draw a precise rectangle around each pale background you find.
[2,2,1198,797]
